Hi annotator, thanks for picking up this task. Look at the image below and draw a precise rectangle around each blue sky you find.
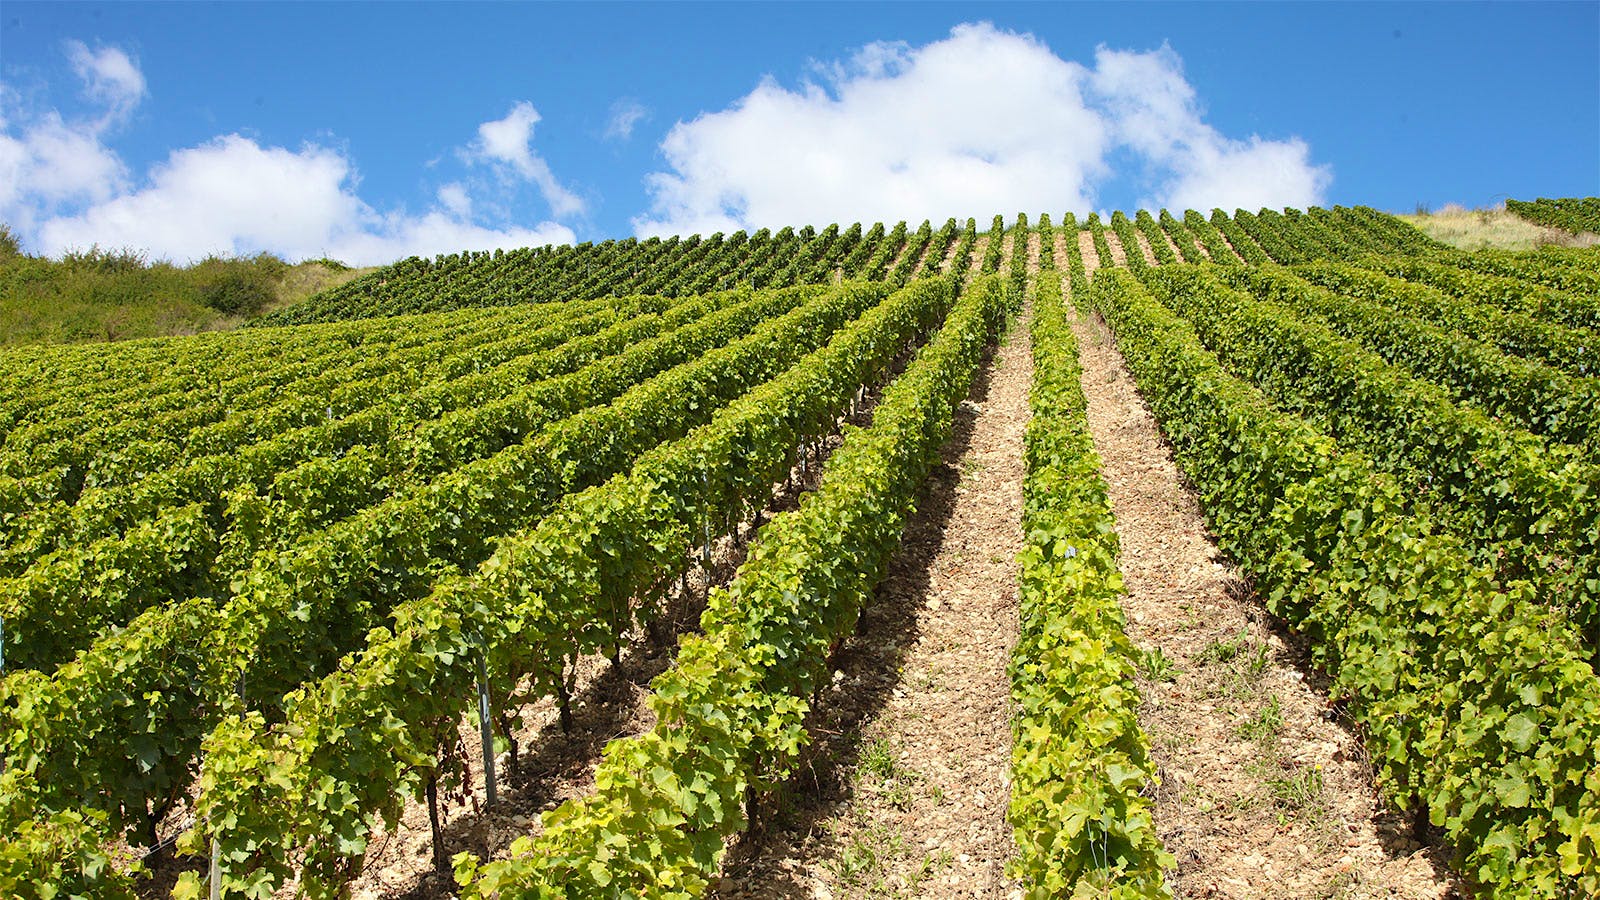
[2,2,1595,264]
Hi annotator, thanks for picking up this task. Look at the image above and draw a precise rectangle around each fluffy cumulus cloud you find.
[36,136,355,259]
[2,45,577,265]
[636,24,1109,236]
[0,111,127,224]
[636,23,1330,236]
[1088,44,1330,213]
[33,135,570,262]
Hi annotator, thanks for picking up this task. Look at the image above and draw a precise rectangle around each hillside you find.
[259,205,1435,326]
[3,204,1598,900]
[9,200,1588,344]
[1402,203,1600,252]
[0,230,372,346]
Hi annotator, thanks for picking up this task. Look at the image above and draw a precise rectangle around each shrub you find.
[191,254,287,314]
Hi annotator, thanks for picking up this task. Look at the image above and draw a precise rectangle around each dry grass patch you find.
[269,260,377,314]
[1402,203,1599,251]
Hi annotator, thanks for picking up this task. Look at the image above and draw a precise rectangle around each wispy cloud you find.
[66,41,146,127]
[436,181,472,218]
[472,101,584,216]
[1,42,137,235]
[604,98,648,141]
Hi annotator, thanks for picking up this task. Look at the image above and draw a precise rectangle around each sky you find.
[1,1,1596,266]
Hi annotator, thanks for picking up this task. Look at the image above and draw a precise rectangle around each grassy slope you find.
[1400,204,1600,252]
[0,249,374,346]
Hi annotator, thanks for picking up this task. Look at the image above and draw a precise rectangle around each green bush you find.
[192,259,276,314]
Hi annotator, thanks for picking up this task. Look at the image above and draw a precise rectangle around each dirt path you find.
[1215,228,1247,263]
[715,307,1031,900]
[1063,282,1459,899]
[297,409,889,900]
[938,230,967,275]
[883,229,917,274]
[1077,229,1098,271]
[999,228,1018,273]
[966,234,991,277]
[1131,229,1159,266]
[335,518,800,899]
[1153,225,1187,263]
[1101,228,1129,267]
[908,227,942,279]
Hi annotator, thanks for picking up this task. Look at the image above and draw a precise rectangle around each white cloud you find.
[437,182,472,218]
[1163,136,1329,214]
[328,211,573,264]
[37,135,359,260]
[636,23,1108,236]
[0,112,126,218]
[33,134,574,265]
[604,98,648,141]
[634,23,1330,235]
[473,101,584,216]
[1088,44,1331,211]
[66,41,146,126]
[2,45,578,266]
[0,43,136,235]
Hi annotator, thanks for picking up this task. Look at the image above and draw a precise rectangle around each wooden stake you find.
[209,836,221,900]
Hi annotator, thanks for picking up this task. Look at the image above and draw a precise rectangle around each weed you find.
[882,779,914,810]
[1244,644,1273,680]
[1238,695,1284,744]
[827,823,906,893]
[1138,646,1180,682]
[860,738,897,781]
[909,666,943,693]
[829,833,879,883]
[1267,763,1327,820]
[1312,870,1359,900]
[909,850,954,889]
[1199,630,1249,664]
[856,738,925,811]
[1179,783,1219,814]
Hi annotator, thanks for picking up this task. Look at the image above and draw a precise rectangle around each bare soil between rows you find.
[1063,268,1460,899]
[714,307,1031,900]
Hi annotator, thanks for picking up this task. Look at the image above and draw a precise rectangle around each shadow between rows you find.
[712,334,1002,898]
